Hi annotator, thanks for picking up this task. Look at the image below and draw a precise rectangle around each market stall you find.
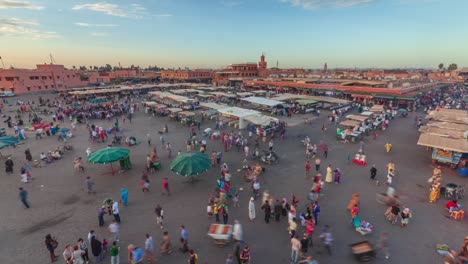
[417,133,468,169]
[217,107,260,129]
[244,114,281,133]
[337,120,364,143]
[296,99,319,114]
[241,96,283,112]
[178,111,196,126]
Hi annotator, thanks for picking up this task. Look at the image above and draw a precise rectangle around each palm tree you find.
[448,63,458,71]
[438,63,444,71]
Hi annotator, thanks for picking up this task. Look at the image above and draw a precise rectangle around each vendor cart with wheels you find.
[207,224,233,246]
[350,240,376,263]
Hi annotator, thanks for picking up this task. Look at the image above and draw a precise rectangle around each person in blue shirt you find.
[132,247,144,263]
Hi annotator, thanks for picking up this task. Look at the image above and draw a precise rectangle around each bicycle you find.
[443,184,464,200]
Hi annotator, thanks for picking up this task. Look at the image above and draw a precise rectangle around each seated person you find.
[446,200,462,212]
[40,152,47,160]
[46,152,54,163]
[52,150,61,159]
[253,164,262,175]
[55,146,63,155]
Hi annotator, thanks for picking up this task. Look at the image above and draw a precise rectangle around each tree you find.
[438,63,444,71]
[448,63,458,71]
[105,64,112,72]
[72,65,76,69]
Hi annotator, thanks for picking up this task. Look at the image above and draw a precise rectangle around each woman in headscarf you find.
[248,197,256,222]
[429,178,442,203]
[333,168,341,184]
[120,188,128,206]
[25,148,32,162]
[5,157,14,173]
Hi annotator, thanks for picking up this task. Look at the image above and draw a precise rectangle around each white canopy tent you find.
[241,96,283,107]
[244,115,279,127]
[218,107,260,129]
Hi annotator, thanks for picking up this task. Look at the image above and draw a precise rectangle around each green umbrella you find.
[170,152,211,177]
[87,147,129,164]
[0,136,19,149]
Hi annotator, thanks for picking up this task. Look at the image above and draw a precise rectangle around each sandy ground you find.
[0,93,467,264]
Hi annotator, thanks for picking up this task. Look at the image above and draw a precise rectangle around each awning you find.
[296,99,318,105]
[241,96,283,107]
[417,133,468,153]
[346,114,368,122]
[339,120,361,127]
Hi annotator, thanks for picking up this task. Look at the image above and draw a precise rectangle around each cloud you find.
[72,2,127,17]
[0,18,58,39]
[0,0,43,10]
[75,22,118,27]
[154,14,173,17]
[72,2,148,18]
[281,0,373,9]
[91,32,110,37]
[221,1,241,7]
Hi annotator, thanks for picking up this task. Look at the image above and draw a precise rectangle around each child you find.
[102,238,108,257]
[233,191,240,208]
[206,203,213,217]
[242,159,248,169]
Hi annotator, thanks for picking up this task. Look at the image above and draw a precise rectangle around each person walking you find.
[314,157,320,172]
[144,234,155,264]
[19,187,30,208]
[155,204,164,229]
[378,231,390,259]
[166,142,172,158]
[312,201,320,225]
[162,177,170,196]
[261,200,271,224]
[109,220,120,242]
[385,142,392,153]
[325,165,333,183]
[248,197,256,222]
[232,220,243,242]
[220,203,229,224]
[320,225,333,256]
[110,241,120,264]
[25,148,32,162]
[45,234,58,262]
[77,238,89,263]
[147,134,151,146]
[85,176,95,194]
[5,157,14,173]
[305,161,312,179]
[323,146,328,159]
[291,235,301,264]
[112,200,121,223]
[90,235,103,263]
[370,165,377,180]
[72,245,85,264]
[274,199,282,221]
[120,188,128,206]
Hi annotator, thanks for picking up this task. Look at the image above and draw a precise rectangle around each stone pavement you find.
[0,95,466,264]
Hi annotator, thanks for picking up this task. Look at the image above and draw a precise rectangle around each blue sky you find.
[0,0,467,69]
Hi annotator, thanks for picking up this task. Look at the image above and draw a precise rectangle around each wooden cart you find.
[207,224,233,246]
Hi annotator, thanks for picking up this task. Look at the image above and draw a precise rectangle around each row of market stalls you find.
[417,109,468,172]
[337,105,390,143]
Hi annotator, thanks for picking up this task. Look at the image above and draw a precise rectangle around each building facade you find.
[0,64,87,94]
[160,69,212,81]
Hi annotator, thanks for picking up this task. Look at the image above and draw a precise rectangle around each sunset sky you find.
[1,0,467,69]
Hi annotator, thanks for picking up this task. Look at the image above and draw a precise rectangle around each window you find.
[6,77,14,81]
[29,76,35,80]
[45,85,48,89]
[49,76,52,79]
[38,86,42,90]
[27,87,31,91]
[51,85,55,88]
[67,75,70,78]
[57,76,60,79]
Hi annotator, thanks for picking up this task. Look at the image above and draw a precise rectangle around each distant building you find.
[160,69,212,82]
[0,64,87,94]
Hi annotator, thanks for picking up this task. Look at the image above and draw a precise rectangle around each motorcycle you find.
[260,150,278,164]
[112,135,122,145]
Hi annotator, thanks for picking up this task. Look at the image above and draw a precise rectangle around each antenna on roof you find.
[49,53,56,64]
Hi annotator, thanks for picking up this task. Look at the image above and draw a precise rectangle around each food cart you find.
[338,120,364,143]
[167,108,183,120]
[350,241,376,262]
[417,133,468,169]
[296,99,319,114]
[207,224,233,246]
[178,111,196,126]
